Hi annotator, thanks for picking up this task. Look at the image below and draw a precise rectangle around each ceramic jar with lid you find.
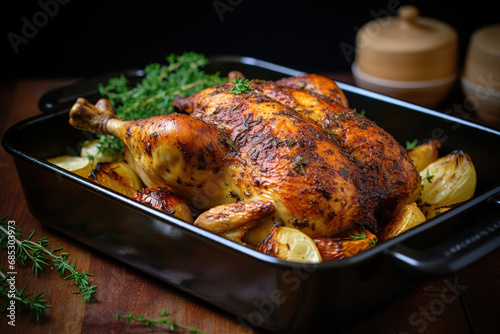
[352,5,458,107]
[461,24,500,126]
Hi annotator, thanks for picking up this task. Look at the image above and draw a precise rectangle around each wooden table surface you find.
[1,75,500,334]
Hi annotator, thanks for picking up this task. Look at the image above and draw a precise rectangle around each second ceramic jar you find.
[352,5,458,108]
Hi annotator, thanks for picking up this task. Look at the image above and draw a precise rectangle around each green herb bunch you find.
[116,309,205,333]
[0,269,51,322]
[229,78,253,95]
[406,139,418,150]
[0,216,97,321]
[350,228,377,246]
[96,52,226,155]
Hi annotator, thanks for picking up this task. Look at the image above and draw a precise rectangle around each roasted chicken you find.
[69,74,420,245]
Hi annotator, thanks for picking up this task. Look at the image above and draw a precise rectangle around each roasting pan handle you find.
[386,188,500,277]
[38,68,144,113]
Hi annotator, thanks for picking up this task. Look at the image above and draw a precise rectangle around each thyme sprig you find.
[406,139,418,150]
[229,78,253,94]
[99,52,225,121]
[0,217,97,303]
[116,309,205,333]
[423,169,434,183]
[96,52,226,156]
[350,230,367,240]
[0,269,52,321]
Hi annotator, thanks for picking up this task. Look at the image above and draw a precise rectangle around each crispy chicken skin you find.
[69,74,420,245]
[172,83,376,243]
[131,187,194,223]
[251,77,421,217]
[274,73,349,108]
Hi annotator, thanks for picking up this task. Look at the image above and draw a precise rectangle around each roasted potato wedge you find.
[419,203,455,220]
[88,162,142,196]
[379,202,426,242]
[81,139,124,168]
[219,226,257,245]
[313,229,378,261]
[407,139,441,172]
[131,187,194,223]
[418,151,477,207]
[47,155,92,178]
[256,225,322,263]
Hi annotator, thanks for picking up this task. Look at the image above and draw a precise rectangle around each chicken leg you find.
[69,97,280,244]
[70,97,237,209]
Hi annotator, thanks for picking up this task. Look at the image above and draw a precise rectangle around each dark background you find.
[2,0,497,79]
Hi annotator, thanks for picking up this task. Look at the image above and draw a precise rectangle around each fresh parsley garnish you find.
[406,139,418,150]
[350,230,367,240]
[424,169,434,183]
[96,52,226,155]
[351,108,366,116]
[229,78,253,94]
[116,309,204,333]
[95,133,125,156]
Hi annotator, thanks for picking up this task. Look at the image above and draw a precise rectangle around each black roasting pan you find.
[3,56,500,333]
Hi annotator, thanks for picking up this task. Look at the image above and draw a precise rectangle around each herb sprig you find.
[116,309,205,333]
[349,228,377,246]
[423,169,434,183]
[350,230,367,240]
[0,217,97,304]
[0,269,52,321]
[96,52,226,155]
[406,139,418,150]
[229,78,253,95]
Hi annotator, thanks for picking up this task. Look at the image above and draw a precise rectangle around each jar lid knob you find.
[399,5,419,27]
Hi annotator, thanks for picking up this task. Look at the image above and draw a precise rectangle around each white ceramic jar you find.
[461,24,500,126]
[352,5,458,108]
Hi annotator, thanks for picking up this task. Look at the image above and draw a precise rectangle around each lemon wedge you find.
[257,226,322,263]
[47,155,92,177]
[419,151,477,207]
[380,202,426,242]
[88,162,143,196]
[80,139,123,168]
